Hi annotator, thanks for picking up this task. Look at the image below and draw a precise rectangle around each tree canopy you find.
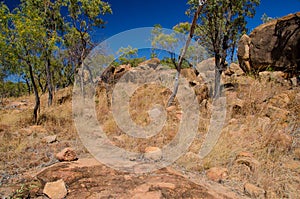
[0,0,112,123]
[186,0,260,97]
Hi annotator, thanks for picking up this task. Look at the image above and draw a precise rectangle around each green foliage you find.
[0,0,112,121]
[0,81,27,98]
[186,0,260,97]
[161,57,191,69]
[65,0,112,68]
[187,0,260,61]
[117,46,146,67]
[173,22,191,34]
[151,25,179,55]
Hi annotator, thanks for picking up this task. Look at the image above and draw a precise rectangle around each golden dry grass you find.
[0,69,299,198]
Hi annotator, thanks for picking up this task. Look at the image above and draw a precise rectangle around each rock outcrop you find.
[138,57,160,69]
[36,158,246,199]
[238,12,300,76]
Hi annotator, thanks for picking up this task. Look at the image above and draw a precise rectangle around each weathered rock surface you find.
[55,147,77,162]
[238,12,300,75]
[36,158,246,199]
[235,151,260,172]
[224,63,245,77]
[138,58,160,69]
[43,135,57,144]
[101,64,132,84]
[143,146,162,161]
[43,179,67,199]
[206,167,228,182]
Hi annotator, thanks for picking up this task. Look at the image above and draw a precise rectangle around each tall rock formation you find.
[238,12,300,76]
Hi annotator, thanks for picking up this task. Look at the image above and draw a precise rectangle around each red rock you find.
[56,147,77,162]
[43,179,67,199]
[138,58,160,69]
[238,12,300,74]
[206,167,228,182]
[150,182,176,190]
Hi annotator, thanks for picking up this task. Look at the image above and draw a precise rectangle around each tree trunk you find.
[25,77,31,95]
[37,74,47,94]
[45,54,53,106]
[214,55,223,99]
[28,63,40,124]
[167,3,206,107]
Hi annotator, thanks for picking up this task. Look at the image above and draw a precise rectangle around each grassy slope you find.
[0,70,299,198]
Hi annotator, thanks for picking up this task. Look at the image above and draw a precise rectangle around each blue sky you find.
[4,0,299,61]
[4,0,300,40]
[99,0,300,40]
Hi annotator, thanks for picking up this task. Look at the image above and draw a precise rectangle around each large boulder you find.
[138,58,160,69]
[238,12,300,75]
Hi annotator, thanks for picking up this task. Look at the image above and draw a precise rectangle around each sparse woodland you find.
[0,0,299,198]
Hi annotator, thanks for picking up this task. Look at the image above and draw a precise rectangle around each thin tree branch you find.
[167,2,207,107]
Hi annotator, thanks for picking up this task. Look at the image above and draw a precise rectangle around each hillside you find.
[0,59,299,198]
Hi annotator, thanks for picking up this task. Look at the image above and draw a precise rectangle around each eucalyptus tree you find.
[9,2,47,122]
[0,2,9,90]
[34,0,65,106]
[151,24,179,61]
[63,0,112,96]
[187,0,260,98]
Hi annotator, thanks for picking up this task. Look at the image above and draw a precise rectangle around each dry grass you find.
[200,75,300,198]
[0,69,299,198]
[96,83,180,153]
[0,87,88,190]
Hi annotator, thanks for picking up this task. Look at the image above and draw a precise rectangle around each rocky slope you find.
[0,57,299,198]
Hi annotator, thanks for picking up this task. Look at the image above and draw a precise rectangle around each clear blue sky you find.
[99,0,300,39]
[4,0,300,40]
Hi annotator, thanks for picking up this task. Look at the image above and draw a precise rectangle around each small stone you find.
[144,147,162,161]
[166,105,176,112]
[43,135,57,143]
[124,175,132,181]
[290,77,298,86]
[224,63,245,76]
[56,147,77,162]
[132,183,150,193]
[244,183,265,198]
[206,167,228,182]
[235,153,260,172]
[43,179,67,199]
